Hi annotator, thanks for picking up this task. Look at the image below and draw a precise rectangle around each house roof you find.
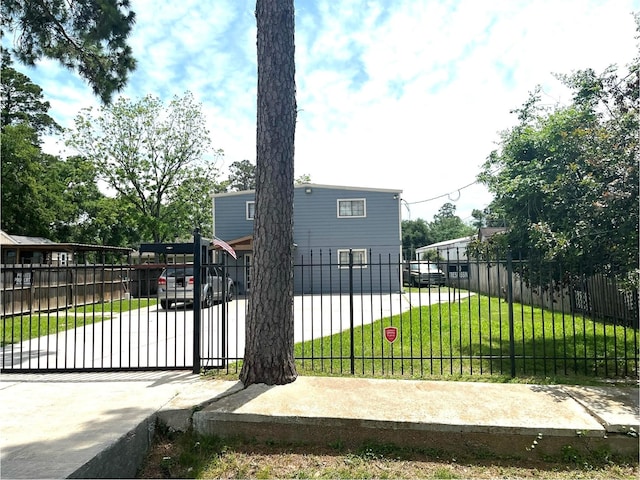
[218,235,254,251]
[0,232,56,245]
[212,183,402,198]
[478,227,507,241]
[0,230,132,254]
[416,228,509,252]
[416,235,475,252]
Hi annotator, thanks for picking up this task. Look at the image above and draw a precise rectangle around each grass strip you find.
[293,294,638,380]
[1,298,157,346]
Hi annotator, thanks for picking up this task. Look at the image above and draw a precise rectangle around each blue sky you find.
[12,0,640,223]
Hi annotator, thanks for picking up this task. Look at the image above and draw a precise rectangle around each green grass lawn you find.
[294,295,639,381]
[138,425,639,479]
[1,298,157,346]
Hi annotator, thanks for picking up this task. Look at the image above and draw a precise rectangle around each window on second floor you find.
[246,201,255,220]
[337,198,366,218]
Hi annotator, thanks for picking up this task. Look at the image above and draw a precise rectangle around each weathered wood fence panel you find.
[1,265,131,316]
[446,260,638,328]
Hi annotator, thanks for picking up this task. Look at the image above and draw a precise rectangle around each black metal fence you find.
[2,247,638,379]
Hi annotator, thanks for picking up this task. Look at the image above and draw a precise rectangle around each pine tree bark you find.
[239,0,297,386]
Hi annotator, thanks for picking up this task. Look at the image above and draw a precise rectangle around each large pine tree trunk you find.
[239,0,297,386]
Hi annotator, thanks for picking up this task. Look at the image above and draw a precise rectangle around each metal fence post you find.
[349,249,355,375]
[192,229,201,374]
[506,250,516,377]
[221,252,227,369]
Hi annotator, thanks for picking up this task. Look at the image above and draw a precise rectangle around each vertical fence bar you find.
[476,252,483,374]
[486,248,493,374]
[319,250,324,372]
[221,252,228,369]
[517,252,526,375]
[308,250,316,370]
[328,250,335,374]
[349,249,355,375]
[507,251,516,378]
[192,229,202,374]
[299,253,305,368]
[465,250,472,376]
[530,252,538,376]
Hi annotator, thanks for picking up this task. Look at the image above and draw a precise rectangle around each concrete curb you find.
[1,374,637,479]
[192,377,640,459]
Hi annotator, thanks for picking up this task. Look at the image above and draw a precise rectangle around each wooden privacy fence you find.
[1,264,131,316]
[443,257,638,329]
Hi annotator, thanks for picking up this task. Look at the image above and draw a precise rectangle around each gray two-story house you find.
[212,183,403,294]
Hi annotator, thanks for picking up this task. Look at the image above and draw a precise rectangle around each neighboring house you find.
[415,227,507,281]
[416,235,474,281]
[477,227,507,243]
[0,230,131,265]
[212,183,403,294]
[415,235,474,262]
[0,231,133,315]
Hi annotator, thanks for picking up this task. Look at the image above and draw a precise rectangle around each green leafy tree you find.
[1,0,136,103]
[470,207,504,229]
[226,159,256,191]
[49,155,113,243]
[478,59,639,283]
[0,54,76,238]
[66,92,217,243]
[240,0,297,387]
[401,219,432,259]
[1,51,60,134]
[164,159,226,240]
[1,2,139,242]
[420,249,443,262]
[294,173,311,184]
[91,196,139,247]
[0,129,115,243]
[429,203,475,243]
[0,123,62,236]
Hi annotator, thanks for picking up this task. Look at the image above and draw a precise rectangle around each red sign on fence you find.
[384,326,398,343]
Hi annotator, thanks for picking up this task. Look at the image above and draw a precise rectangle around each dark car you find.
[157,265,234,309]
[403,262,446,287]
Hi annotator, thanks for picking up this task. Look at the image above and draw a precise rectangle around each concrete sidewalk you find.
[1,372,638,479]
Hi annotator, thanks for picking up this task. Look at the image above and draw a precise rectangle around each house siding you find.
[213,184,402,294]
[213,191,256,241]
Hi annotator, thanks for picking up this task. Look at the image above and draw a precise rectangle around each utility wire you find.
[405,179,479,205]
[404,167,501,206]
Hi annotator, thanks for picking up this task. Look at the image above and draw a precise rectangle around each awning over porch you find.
[212,235,253,253]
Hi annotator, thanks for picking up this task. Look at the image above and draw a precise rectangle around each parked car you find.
[157,265,234,309]
[402,262,446,287]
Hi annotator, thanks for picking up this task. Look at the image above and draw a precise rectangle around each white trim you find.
[297,183,401,194]
[246,201,255,220]
[337,198,366,218]
[337,249,368,268]
[211,183,402,198]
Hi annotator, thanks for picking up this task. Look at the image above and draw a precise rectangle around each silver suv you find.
[157,265,234,309]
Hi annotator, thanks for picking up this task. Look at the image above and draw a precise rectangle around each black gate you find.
[0,232,231,373]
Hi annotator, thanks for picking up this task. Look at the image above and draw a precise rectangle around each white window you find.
[246,201,255,220]
[337,249,368,268]
[337,198,366,218]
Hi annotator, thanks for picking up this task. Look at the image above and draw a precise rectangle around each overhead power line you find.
[405,179,479,205]
[404,166,501,206]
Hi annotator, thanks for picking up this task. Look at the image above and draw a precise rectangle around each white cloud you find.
[292,0,639,221]
[10,0,639,224]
